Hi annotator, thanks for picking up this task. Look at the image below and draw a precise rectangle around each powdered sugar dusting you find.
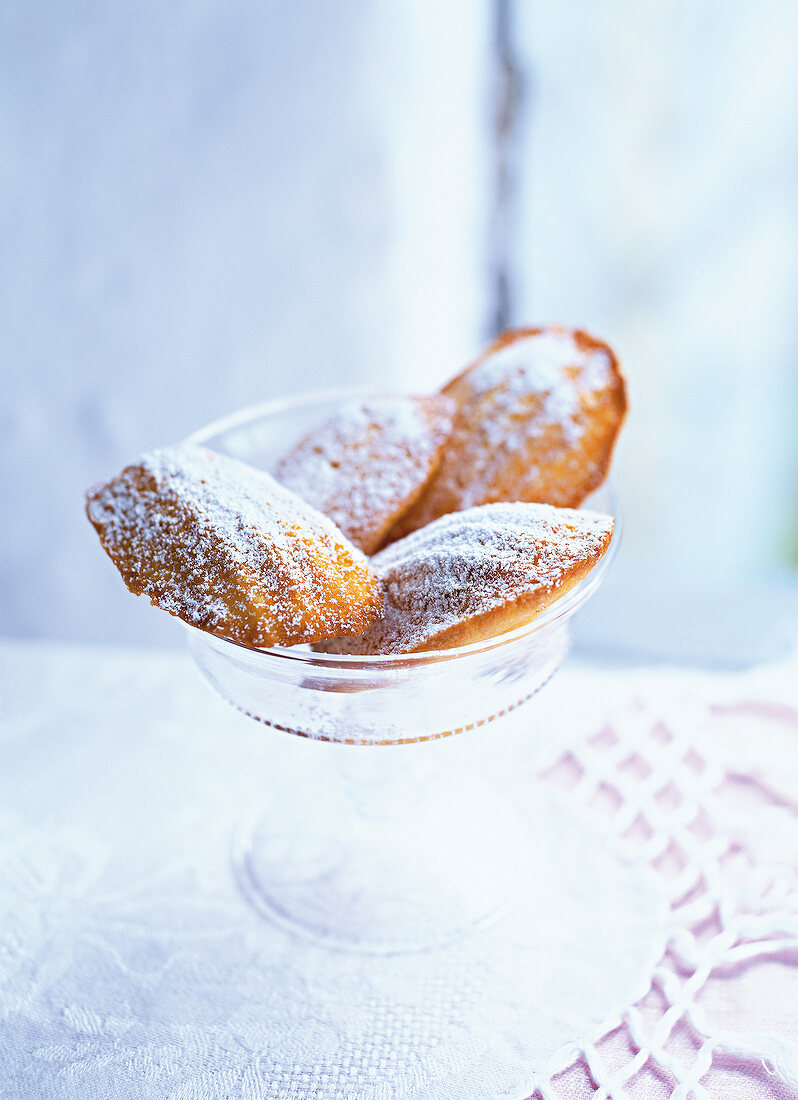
[391,327,626,536]
[86,443,381,647]
[320,502,614,655]
[275,395,454,553]
[468,330,612,448]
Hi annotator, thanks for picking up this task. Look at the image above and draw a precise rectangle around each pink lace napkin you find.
[533,658,798,1099]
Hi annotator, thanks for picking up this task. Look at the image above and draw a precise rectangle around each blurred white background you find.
[2,0,797,661]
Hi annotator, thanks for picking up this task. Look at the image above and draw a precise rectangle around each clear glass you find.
[186,391,620,951]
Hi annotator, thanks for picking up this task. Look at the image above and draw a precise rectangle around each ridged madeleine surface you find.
[390,326,626,539]
[86,444,382,647]
[318,501,613,655]
[275,394,454,553]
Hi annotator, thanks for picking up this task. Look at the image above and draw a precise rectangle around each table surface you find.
[2,638,798,1100]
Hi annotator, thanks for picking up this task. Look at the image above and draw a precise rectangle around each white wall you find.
[511,0,798,582]
[2,0,796,651]
[0,0,491,644]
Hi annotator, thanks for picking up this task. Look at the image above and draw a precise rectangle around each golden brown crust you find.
[318,502,614,656]
[411,551,603,651]
[275,394,455,554]
[387,326,626,541]
[86,444,382,648]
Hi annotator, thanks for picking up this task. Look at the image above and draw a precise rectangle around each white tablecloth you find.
[2,640,798,1099]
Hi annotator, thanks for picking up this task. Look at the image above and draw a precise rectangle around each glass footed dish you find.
[186,390,620,953]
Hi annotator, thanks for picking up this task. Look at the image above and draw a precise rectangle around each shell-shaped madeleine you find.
[275,394,455,554]
[318,501,613,655]
[390,326,626,539]
[86,444,382,647]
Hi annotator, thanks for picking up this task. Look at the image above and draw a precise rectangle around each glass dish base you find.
[232,747,527,953]
[227,757,667,1099]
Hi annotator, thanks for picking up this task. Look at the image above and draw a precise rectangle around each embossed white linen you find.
[1,641,798,1099]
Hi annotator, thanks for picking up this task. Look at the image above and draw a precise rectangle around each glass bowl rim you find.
[185,388,621,670]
